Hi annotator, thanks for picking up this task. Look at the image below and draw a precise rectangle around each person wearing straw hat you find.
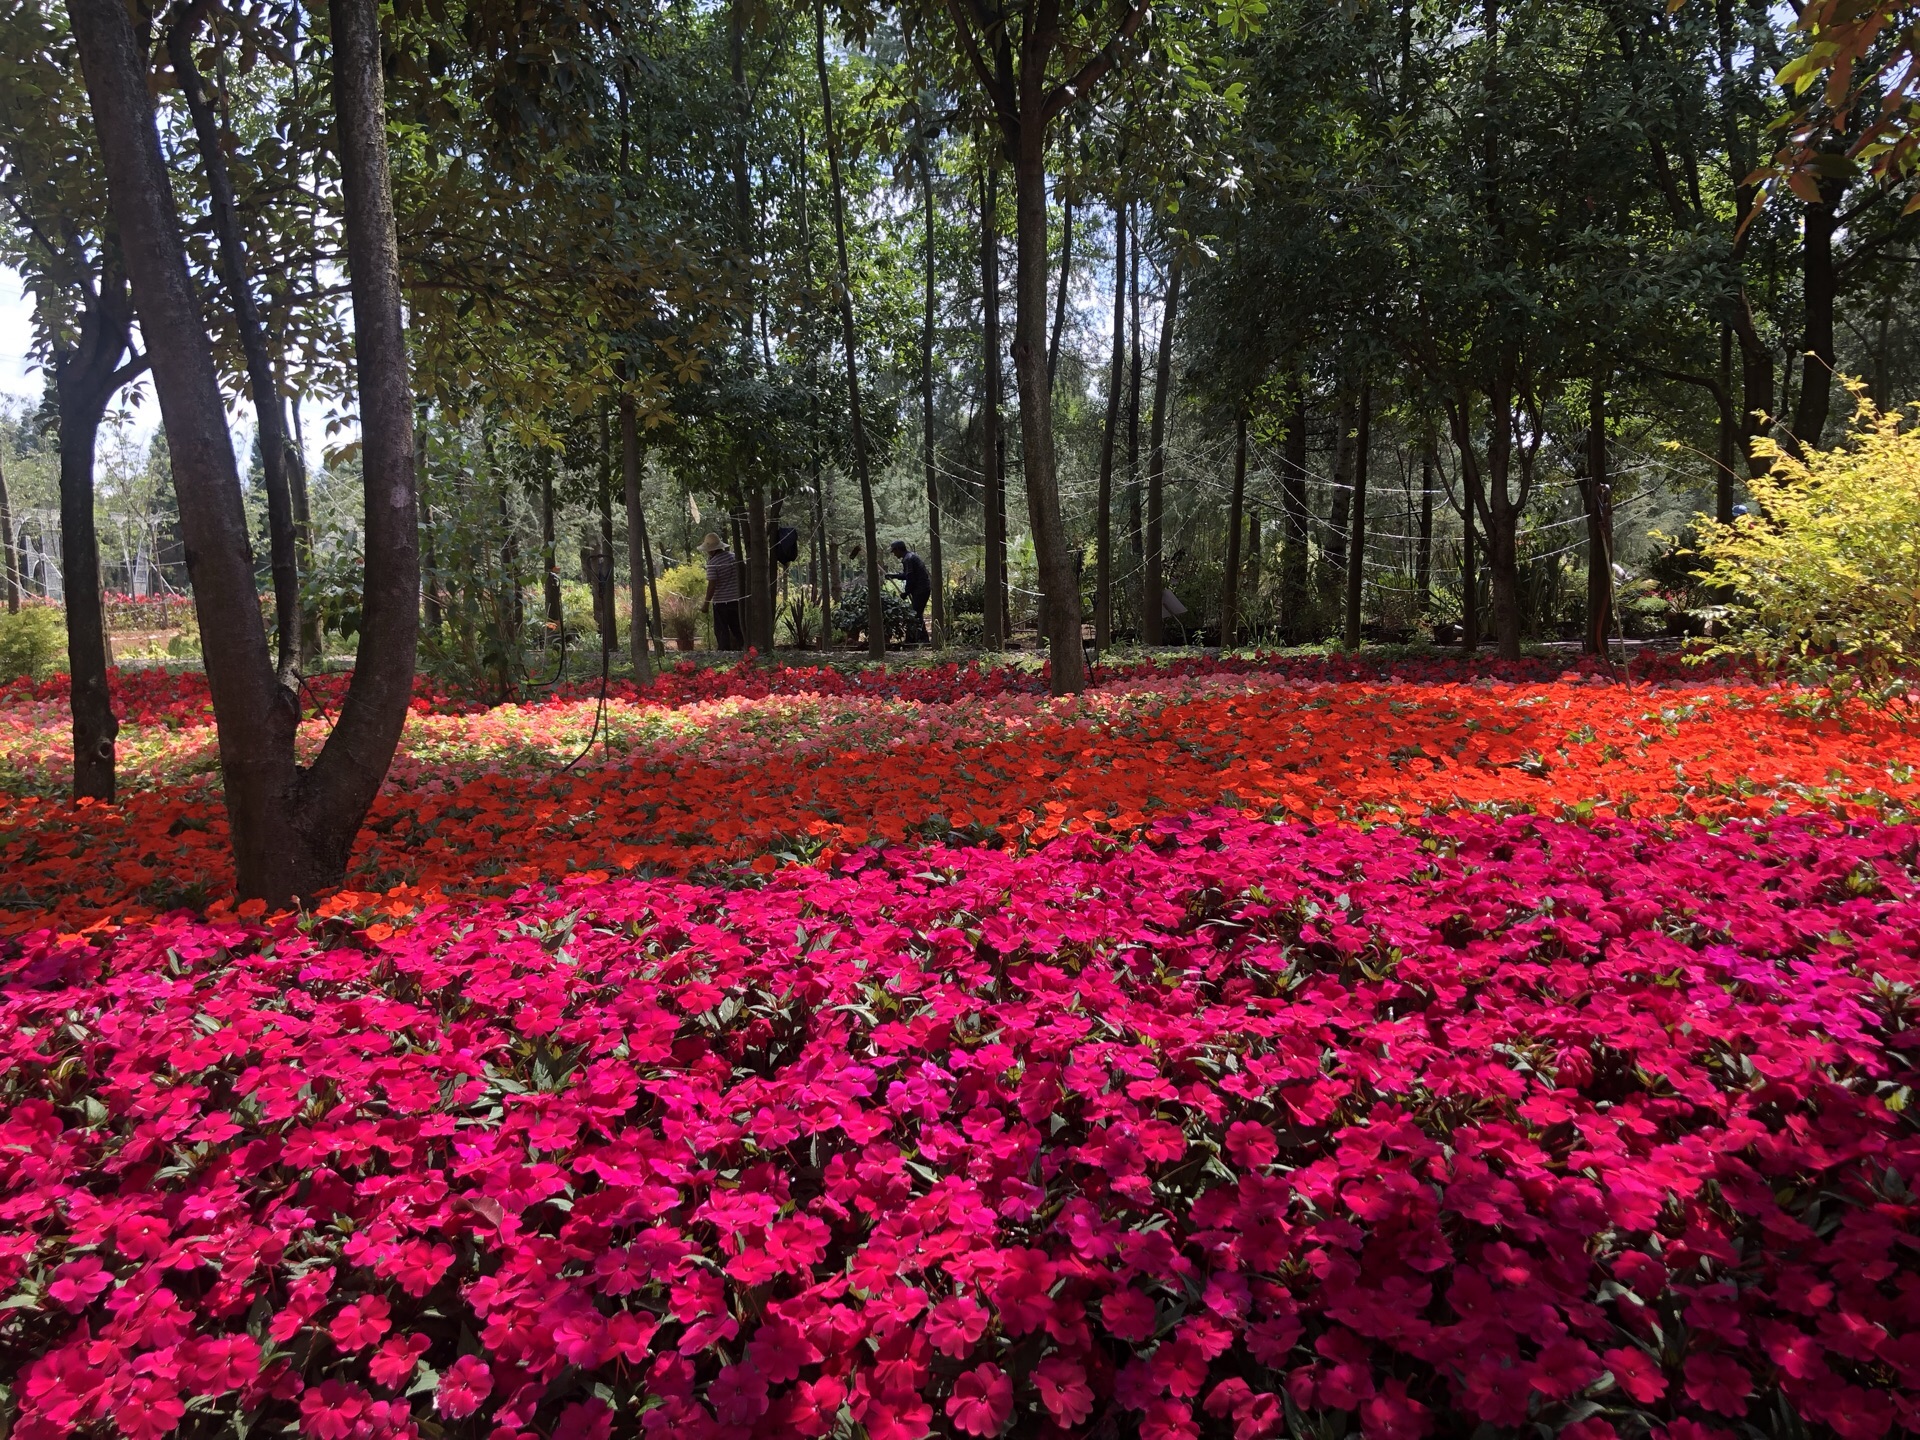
[699,532,746,651]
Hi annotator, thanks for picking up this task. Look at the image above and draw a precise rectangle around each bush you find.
[0,605,65,681]
[833,584,914,643]
[1688,384,1920,710]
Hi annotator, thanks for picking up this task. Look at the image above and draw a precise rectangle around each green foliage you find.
[1688,387,1920,711]
[833,584,914,644]
[0,605,65,681]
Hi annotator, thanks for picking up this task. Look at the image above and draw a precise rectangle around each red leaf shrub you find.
[3,812,1917,1438]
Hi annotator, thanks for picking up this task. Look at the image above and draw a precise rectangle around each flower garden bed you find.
[1,656,1917,1440]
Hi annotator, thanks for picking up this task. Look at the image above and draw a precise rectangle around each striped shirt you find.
[705,548,742,604]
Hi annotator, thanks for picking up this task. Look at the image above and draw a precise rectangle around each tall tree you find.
[71,0,419,900]
[1142,243,1182,644]
[1094,190,1126,649]
[815,0,884,659]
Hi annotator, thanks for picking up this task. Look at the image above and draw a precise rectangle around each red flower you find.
[1604,1347,1666,1404]
[926,1295,990,1358]
[1036,1356,1095,1427]
[329,1296,392,1351]
[946,1364,1013,1437]
[435,1355,493,1420]
[47,1256,111,1311]
[1683,1354,1753,1418]
[368,1333,429,1389]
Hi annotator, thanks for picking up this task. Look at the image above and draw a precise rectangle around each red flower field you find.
[2,655,1917,1440]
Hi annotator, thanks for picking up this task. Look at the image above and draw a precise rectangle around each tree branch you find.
[1043,0,1150,123]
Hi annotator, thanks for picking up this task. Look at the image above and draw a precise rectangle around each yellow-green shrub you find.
[1688,383,1920,711]
[0,605,66,681]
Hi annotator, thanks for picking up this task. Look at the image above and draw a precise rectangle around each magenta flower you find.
[434,1355,493,1419]
[46,1255,110,1311]
[945,1364,1012,1437]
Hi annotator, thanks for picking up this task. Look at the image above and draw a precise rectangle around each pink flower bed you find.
[3,813,1917,1440]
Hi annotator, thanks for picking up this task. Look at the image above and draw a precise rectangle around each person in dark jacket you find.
[888,541,931,644]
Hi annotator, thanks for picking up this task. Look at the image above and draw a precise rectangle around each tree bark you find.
[169,14,299,683]
[1583,368,1613,656]
[1094,193,1126,650]
[1480,364,1522,659]
[920,143,946,642]
[0,442,16,613]
[1048,194,1072,390]
[981,162,1007,650]
[1126,202,1143,594]
[1141,245,1182,646]
[1789,175,1845,454]
[596,406,618,653]
[621,396,653,682]
[52,269,135,801]
[540,454,561,625]
[1416,436,1435,615]
[1222,410,1246,649]
[814,0,883,660]
[1343,381,1371,650]
[1010,119,1087,689]
[746,482,771,650]
[1280,377,1311,644]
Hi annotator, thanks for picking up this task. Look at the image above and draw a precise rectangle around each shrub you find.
[1689,384,1920,710]
[0,605,65,681]
[833,584,914,643]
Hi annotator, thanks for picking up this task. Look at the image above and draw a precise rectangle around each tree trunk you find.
[597,407,619,653]
[1716,323,1736,523]
[1142,244,1182,646]
[1094,193,1126,650]
[1790,176,1845,454]
[169,16,300,683]
[1048,194,1072,390]
[1461,500,1479,654]
[1222,410,1246,649]
[1009,118,1087,691]
[921,146,945,642]
[0,442,16,613]
[981,162,1007,650]
[287,392,322,661]
[1480,366,1522,659]
[747,483,772,650]
[1583,368,1613,656]
[75,0,417,900]
[541,454,561,625]
[54,297,132,801]
[1416,436,1435,615]
[815,0,883,660]
[1343,382,1371,650]
[1126,203,1143,609]
[621,396,653,682]
[1280,377,1311,644]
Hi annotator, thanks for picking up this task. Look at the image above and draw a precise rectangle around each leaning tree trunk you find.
[1141,246,1182,648]
[1047,194,1072,390]
[51,274,136,802]
[814,0,883,660]
[169,16,300,683]
[1094,192,1126,650]
[73,0,417,902]
[1009,114,1088,693]
[621,396,653,682]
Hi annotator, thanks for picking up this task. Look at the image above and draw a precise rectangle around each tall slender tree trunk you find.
[597,406,618,653]
[1222,410,1247,649]
[74,0,417,901]
[1048,195,1072,390]
[815,0,883,660]
[1141,246,1182,646]
[1477,363,1523,660]
[980,162,1007,650]
[1125,203,1143,607]
[1716,323,1736,523]
[920,145,945,641]
[1790,175,1845,454]
[1461,501,1479,654]
[1583,369,1614,656]
[0,443,17,613]
[169,16,299,682]
[1010,119,1088,690]
[621,396,653,682]
[1343,381,1371,650]
[53,285,134,801]
[1094,193,1126,649]
[286,390,321,661]
[540,454,561,625]
[1416,436,1435,616]
[1280,377,1311,643]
